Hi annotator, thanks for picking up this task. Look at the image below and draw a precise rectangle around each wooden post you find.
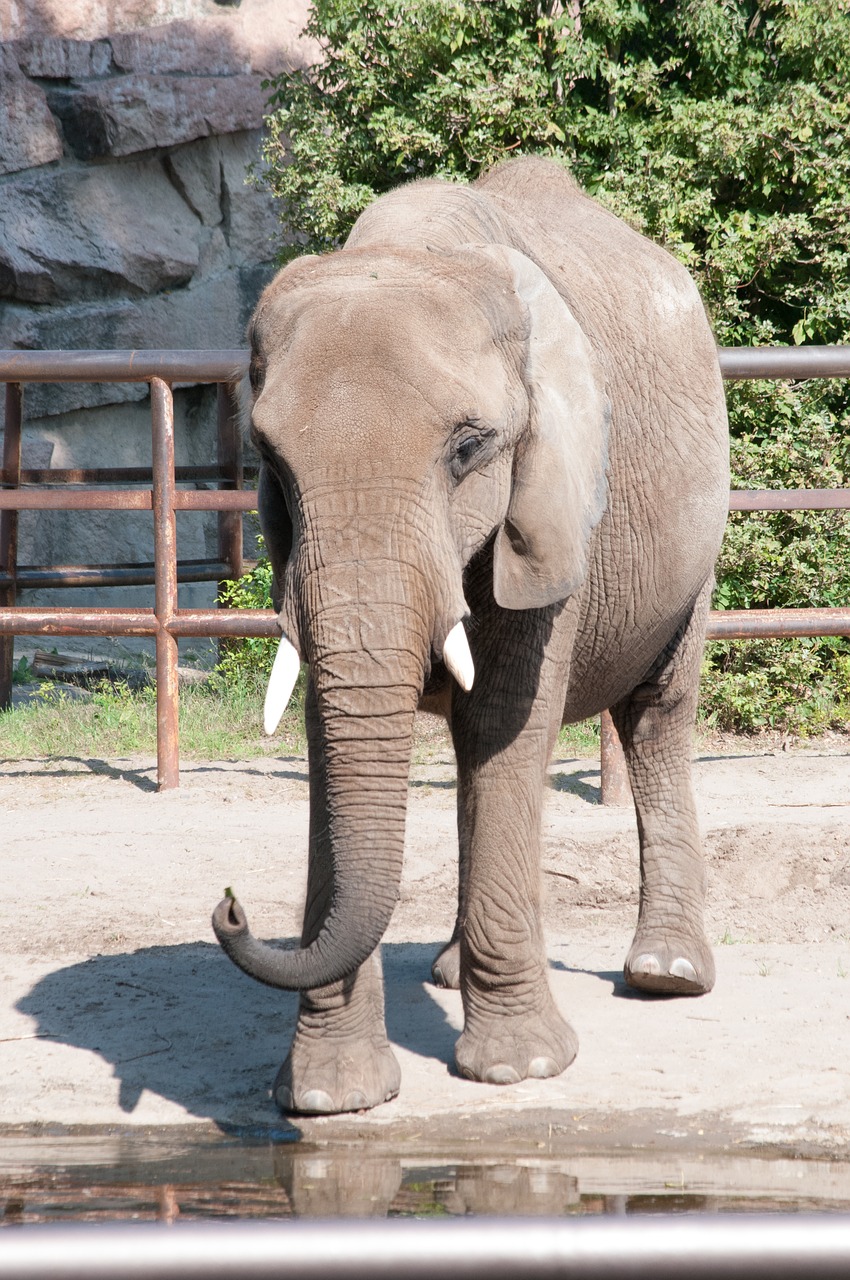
[600,708,632,806]
[0,383,22,711]
[151,378,180,791]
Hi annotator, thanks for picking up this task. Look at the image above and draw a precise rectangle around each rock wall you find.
[0,0,314,644]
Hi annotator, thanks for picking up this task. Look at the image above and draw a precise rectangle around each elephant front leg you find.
[614,583,715,996]
[449,613,578,1085]
[452,758,579,1084]
[275,681,400,1115]
[275,950,400,1114]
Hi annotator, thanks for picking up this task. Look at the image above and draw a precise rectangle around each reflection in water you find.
[3,1139,850,1225]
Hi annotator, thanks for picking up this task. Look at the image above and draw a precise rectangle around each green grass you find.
[0,676,307,762]
[1,674,606,764]
[556,719,601,759]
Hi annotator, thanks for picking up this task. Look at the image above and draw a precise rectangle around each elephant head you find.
[212,233,610,992]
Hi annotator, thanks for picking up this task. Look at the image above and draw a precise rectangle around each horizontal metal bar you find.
[168,609,277,638]
[172,490,258,511]
[707,607,850,639]
[4,1216,850,1280]
[10,466,251,486]
[718,344,850,380]
[1,605,846,643]
[4,487,848,516]
[0,490,153,510]
[0,350,247,384]
[0,607,276,638]
[0,560,232,590]
[0,607,160,636]
[730,489,850,511]
[0,490,259,512]
[0,345,848,389]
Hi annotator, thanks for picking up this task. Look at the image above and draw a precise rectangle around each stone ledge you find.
[47,72,267,159]
[109,17,252,76]
[11,35,114,80]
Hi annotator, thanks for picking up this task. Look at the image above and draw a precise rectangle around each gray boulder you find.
[0,159,202,303]
[0,48,63,176]
[48,72,267,160]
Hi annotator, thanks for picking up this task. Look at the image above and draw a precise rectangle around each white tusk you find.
[263,635,302,735]
[443,620,475,692]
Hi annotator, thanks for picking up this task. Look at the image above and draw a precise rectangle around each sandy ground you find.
[2,724,850,1167]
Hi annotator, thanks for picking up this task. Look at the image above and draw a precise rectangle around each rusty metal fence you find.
[1,346,849,794]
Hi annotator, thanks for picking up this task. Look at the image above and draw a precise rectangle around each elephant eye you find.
[449,420,494,481]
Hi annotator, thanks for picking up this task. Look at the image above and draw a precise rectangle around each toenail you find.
[297,1089,336,1113]
[669,957,698,982]
[634,954,662,975]
[528,1056,560,1078]
[483,1063,522,1086]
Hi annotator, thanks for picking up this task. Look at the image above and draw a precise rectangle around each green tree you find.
[246,0,850,733]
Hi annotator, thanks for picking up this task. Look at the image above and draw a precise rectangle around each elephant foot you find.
[274,1032,401,1115]
[624,928,715,996]
[431,939,461,989]
[455,1005,578,1086]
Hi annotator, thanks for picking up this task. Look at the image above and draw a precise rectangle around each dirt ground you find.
[2,721,849,1164]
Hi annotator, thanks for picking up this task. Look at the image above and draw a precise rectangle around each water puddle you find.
[3,1132,850,1223]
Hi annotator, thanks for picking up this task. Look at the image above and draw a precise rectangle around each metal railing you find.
[1,346,849,793]
[3,1215,850,1279]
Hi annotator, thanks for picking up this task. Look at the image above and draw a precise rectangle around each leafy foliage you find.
[250,0,850,733]
[216,542,278,682]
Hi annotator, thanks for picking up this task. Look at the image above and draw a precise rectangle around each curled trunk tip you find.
[211,891,396,992]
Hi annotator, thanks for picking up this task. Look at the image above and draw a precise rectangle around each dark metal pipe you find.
[0,381,22,710]
[0,350,248,384]
[730,488,850,511]
[4,1216,850,1280]
[718,344,850,380]
[707,607,850,639]
[0,560,232,591]
[2,344,849,385]
[15,466,254,486]
[217,380,244,582]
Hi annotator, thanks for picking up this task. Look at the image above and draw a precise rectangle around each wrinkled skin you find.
[212,157,729,1114]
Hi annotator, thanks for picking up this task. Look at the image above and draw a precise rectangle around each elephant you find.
[212,155,729,1115]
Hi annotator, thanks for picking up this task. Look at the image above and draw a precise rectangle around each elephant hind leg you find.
[431,773,469,990]
[613,581,715,997]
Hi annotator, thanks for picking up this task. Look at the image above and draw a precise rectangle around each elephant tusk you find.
[443,620,475,692]
[263,635,302,735]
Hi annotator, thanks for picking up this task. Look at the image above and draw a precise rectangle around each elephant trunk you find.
[213,522,443,990]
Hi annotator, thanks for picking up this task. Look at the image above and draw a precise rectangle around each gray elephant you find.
[213,155,729,1114]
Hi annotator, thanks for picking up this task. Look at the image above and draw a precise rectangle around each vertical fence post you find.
[151,378,180,791]
[217,380,243,584]
[0,382,22,711]
[600,708,632,807]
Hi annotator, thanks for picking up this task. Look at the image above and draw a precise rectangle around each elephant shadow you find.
[15,941,458,1127]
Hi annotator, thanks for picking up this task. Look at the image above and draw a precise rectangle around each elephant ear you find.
[482,245,610,611]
